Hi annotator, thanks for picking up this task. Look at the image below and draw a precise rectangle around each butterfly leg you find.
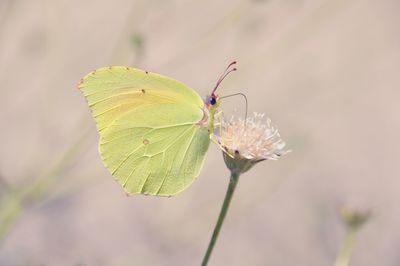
[210,110,224,148]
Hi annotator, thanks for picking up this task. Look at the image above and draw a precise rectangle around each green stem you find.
[201,171,240,266]
[334,228,357,266]
[0,127,91,242]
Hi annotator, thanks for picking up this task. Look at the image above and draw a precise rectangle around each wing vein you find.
[100,123,195,145]
[155,127,197,195]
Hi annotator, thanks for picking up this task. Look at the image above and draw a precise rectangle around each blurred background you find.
[1,0,399,265]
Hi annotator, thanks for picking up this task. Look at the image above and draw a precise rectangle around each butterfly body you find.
[78,66,219,196]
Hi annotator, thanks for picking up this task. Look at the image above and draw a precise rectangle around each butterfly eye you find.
[210,97,217,105]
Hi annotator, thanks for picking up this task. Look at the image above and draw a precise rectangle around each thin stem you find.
[201,171,240,266]
[333,228,357,266]
[0,127,91,242]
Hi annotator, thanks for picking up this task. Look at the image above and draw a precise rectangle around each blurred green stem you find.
[201,171,240,266]
[0,192,22,240]
[334,228,356,266]
[0,127,91,242]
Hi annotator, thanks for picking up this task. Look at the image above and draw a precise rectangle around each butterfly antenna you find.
[220,92,248,126]
[212,61,237,95]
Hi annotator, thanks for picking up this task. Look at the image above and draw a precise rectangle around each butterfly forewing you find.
[78,66,212,196]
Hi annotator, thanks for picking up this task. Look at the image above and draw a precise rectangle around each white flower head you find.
[216,112,289,173]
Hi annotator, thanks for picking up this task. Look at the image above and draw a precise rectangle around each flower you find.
[215,113,289,174]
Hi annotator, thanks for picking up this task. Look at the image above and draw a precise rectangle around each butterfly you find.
[78,62,236,196]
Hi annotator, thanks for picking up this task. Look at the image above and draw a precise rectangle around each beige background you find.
[1,0,400,265]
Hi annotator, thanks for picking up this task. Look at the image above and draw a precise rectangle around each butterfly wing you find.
[78,67,211,196]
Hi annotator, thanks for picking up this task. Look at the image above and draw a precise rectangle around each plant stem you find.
[201,171,240,266]
[0,127,91,242]
[334,228,357,266]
